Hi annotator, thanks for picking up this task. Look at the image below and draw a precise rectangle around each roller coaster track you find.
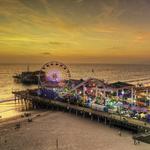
[62,78,91,97]
[62,78,107,101]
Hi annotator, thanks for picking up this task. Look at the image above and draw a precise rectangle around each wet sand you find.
[0,111,149,150]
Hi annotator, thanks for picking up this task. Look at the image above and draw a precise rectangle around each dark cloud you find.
[49,41,66,45]
[41,52,52,55]
[19,0,47,14]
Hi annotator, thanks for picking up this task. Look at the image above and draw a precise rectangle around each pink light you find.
[46,70,62,82]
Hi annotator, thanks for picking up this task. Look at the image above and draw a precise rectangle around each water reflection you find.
[0,101,31,120]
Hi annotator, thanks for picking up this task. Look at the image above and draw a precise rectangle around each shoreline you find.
[0,100,26,123]
[0,110,49,128]
[0,111,149,150]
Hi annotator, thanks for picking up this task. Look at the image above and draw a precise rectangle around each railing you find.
[0,98,15,103]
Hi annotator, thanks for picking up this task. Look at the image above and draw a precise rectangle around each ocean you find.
[0,63,150,119]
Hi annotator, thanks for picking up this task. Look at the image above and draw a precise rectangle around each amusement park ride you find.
[39,61,71,88]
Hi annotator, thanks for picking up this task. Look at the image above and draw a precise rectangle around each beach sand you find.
[0,111,149,150]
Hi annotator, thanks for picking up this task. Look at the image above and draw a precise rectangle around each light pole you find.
[56,138,59,150]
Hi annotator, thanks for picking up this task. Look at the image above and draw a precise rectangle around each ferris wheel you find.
[39,61,71,88]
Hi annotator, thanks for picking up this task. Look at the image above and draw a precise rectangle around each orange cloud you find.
[134,32,150,43]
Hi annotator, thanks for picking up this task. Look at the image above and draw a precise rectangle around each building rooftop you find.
[109,81,134,89]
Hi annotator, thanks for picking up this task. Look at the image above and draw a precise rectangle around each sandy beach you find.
[0,111,149,150]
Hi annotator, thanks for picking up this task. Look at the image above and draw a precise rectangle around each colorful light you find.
[46,70,61,82]
[121,90,125,95]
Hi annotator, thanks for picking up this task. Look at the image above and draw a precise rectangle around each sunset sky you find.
[0,0,150,64]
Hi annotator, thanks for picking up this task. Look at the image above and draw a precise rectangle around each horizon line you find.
[0,62,150,66]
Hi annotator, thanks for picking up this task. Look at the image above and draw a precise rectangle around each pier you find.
[13,90,150,134]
